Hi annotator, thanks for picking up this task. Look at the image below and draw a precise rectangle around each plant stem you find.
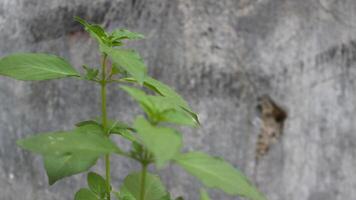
[101,54,108,134]
[101,54,111,200]
[105,154,110,199]
[140,163,148,200]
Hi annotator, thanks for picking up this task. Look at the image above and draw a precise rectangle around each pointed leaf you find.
[75,120,101,127]
[88,172,108,197]
[82,65,99,81]
[75,121,104,136]
[75,16,108,50]
[111,29,144,41]
[110,128,137,142]
[107,119,133,133]
[44,153,98,185]
[0,53,79,80]
[75,188,98,200]
[111,129,137,142]
[122,77,190,111]
[76,119,136,141]
[103,46,147,84]
[120,85,155,117]
[174,152,266,200]
[159,110,196,126]
[116,190,136,200]
[133,116,181,168]
[120,172,168,200]
[144,77,189,109]
[129,141,144,160]
[121,77,199,125]
[121,86,196,126]
[17,130,119,156]
[147,95,196,126]
[17,126,120,184]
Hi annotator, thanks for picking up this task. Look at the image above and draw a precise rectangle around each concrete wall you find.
[0,0,355,199]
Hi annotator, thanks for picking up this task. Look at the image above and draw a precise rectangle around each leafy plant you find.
[0,17,267,200]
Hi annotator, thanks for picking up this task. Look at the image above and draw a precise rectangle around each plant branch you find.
[140,162,148,200]
[101,54,111,200]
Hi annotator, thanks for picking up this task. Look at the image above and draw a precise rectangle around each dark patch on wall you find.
[315,40,356,68]
[128,0,163,23]
[131,0,137,7]
[130,0,144,19]
[181,63,246,98]
[24,1,112,42]
[235,0,284,40]
[0,4,4,17]
[308,190,337,200]
[27,81,63,119]
[175,63,273,110]
[235,0,260,10]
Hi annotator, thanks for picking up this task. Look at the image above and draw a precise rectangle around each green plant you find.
[0,17,266,200]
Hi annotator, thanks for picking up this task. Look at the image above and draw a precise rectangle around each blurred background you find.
[1,0,356,199]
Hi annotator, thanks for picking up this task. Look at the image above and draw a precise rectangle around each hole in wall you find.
[255,95,287,159]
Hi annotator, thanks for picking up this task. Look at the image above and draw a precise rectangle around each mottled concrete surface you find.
[1,0,356,199]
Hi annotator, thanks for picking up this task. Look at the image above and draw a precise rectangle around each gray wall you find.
[1,0,356,199]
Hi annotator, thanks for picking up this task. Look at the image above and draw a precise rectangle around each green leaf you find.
[121,86,196,126]
[17,129,119,156]
[119,172,168,200]
[0,53,79,81]
[111,63,128,76]
[82,65,99,81]
[111,64,121,75]
[120,85,155,117]
[17,125,120,185]
[133,116,182,168]
[111,127,135,138]
[174,152,267,200]
[129,141,144,160]
[103,46,147,84]
[200,189,211,200]
[107,119,133,132]
[75,188,98,200]
[111,130,137,142]
[144,77,200,125]
[147,95,196,126]
[88,172,108,198]
[75,121,104,136]
[144,77,189,109]
[74,17,144,49]
[121,77,200,125]
[111,29,144,41]
[44,154,98,185]
[159,110,196,126]
[116,190,136,200]
[76,119,136,141]
[121,77,187,108]
[75,16,109,50]
[75,120,101,127]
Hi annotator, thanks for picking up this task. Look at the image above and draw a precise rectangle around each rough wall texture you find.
[0,0,356,199]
